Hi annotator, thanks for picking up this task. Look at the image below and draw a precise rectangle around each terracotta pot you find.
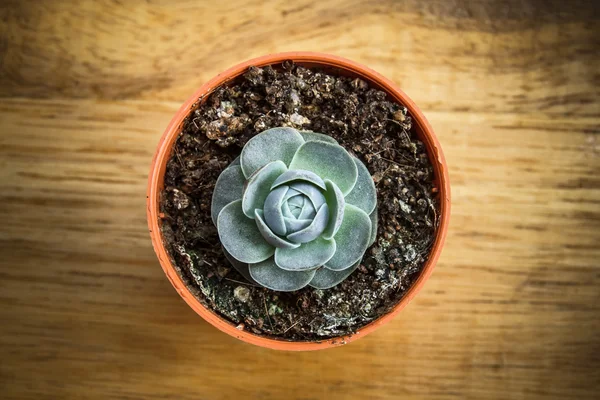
[147,52,450,351]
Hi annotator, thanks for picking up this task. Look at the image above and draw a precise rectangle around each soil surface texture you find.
[160,62,439,341]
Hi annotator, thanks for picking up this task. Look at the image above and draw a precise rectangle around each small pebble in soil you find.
[233,286,250,303]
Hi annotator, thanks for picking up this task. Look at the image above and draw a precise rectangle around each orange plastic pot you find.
[147,52,450,351]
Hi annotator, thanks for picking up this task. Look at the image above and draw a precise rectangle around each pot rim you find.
[147,52,451,351]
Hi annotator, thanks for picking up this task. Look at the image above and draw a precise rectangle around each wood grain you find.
[0,1,599,399]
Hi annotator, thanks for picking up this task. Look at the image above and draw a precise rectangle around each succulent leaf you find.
[242,161,287,219]
[217,200,275,264]
[290,208,302,218]
[240,127,305,177]
[281,201,295,219]
[287,204,330,243]
[298,199,316,219]
[288,194,305,208]
[309,258,361,289]
[345,157,377,215]
[271,169,326,191]
[211,164,245,225]
[368,206,378,247]
[288,182,326,210]
[282,188,302,202]
[321,179,345,240]
[284,217,312,232]
[274,237,336,271]
[324,204,371,271]
[299,131,338,144]
[255,210,300,249]
[262,185,289,236]
[222,246,257,284]
[289,141,358,195]
[249,257,316,292]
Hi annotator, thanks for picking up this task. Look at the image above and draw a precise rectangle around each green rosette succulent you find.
[211,127,377,291]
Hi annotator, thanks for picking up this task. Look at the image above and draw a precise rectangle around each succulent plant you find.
[211,127,377,291]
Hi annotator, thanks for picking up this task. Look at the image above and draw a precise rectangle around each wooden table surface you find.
[1,1,599,399]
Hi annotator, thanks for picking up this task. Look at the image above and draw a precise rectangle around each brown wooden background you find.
[1,1,599,399]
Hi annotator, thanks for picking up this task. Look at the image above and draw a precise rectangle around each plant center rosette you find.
[211,127,377,291]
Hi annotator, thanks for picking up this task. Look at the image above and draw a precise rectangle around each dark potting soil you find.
[160,62,439,341]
